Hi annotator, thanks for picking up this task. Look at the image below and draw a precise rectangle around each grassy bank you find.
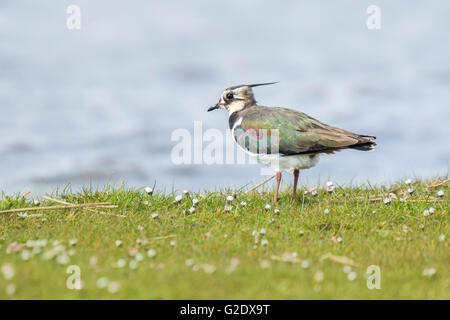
[0,179,448,299]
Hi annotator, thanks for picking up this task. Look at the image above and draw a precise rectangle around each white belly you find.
[251,153,320,173]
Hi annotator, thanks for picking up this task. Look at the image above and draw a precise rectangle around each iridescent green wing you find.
[234,106,372,155]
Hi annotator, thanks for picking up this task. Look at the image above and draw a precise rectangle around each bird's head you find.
[208,82,278,115]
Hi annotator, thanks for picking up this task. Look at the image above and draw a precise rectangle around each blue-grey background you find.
[0,1,449,194]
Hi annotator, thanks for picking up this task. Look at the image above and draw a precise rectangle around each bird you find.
[207,82,376,203]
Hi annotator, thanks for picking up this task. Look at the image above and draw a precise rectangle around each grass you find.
[0,179,448,299]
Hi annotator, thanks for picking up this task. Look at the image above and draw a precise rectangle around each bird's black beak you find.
[207,104,220,112]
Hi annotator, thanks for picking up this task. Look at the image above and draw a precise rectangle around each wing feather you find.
[233,106,375,155]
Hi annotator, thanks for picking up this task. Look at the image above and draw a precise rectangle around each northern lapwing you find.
[208,83,376,203]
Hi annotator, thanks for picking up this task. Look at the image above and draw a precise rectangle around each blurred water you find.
[0,0,449,195]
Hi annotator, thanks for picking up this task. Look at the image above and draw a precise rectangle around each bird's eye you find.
[226,92,234,100]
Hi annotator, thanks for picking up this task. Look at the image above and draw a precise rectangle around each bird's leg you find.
[274,172,282,203]
[292,169,299,201]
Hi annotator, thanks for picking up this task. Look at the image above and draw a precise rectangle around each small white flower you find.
[151,212,159,219]
[56,254,70,265]
[240,201,247,207]
[174,195,183,203]
[183,189,189,196]
[107,281,120,293]
[310,188,318,197]
[89,256,98,266]
[336,236,343,243]
[298,230,305,236]
[269,218,275,223]
[202,264,216,274]
[251,230,258,237]
[115,240,122,247]
[314,271,324,282]
[261,239,269,246]
[185,259,194,266]
[224,204,232,212]
[423,209,430,217]
[21,250,31,261]
[33,199,41,206]
[405,179,412,185]
[324,208,330,214]
[144,187,153,195]
[96,277,109,288]
[437,190,444,197]
[260,260,271,269]
[407,188,414,195]
[439,234,445,242]
[17,212,28,218]
[264,204,271,210]
[128,248,138,257]
[68,239,77,246]
[129,260,138,269]
[428,207,435,214]
[347,271,357,281]
[326,181,334,193]
[170,240,176,247]
[383,197,391,205]
[402,225,408,233]
[423,267,436,277]
[301,260,310,269]
[6,283,16,295]
[343,266,352,274]
[137,225,144,231]
[188,207,196,214]
[226,195,234,202]
[192,198,199,206]
[259,228,266,235]
[117,259,126,268]
[419,224,425,230]
[135,253,144,262]
[1,264,14,280]
[147,249,157,258]
[274,208,280,215]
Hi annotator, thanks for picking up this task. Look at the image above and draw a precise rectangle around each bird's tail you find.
[349,135,377,151]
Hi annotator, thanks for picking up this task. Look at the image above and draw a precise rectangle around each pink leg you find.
[292,169,299,201]
[274,172,282,204]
